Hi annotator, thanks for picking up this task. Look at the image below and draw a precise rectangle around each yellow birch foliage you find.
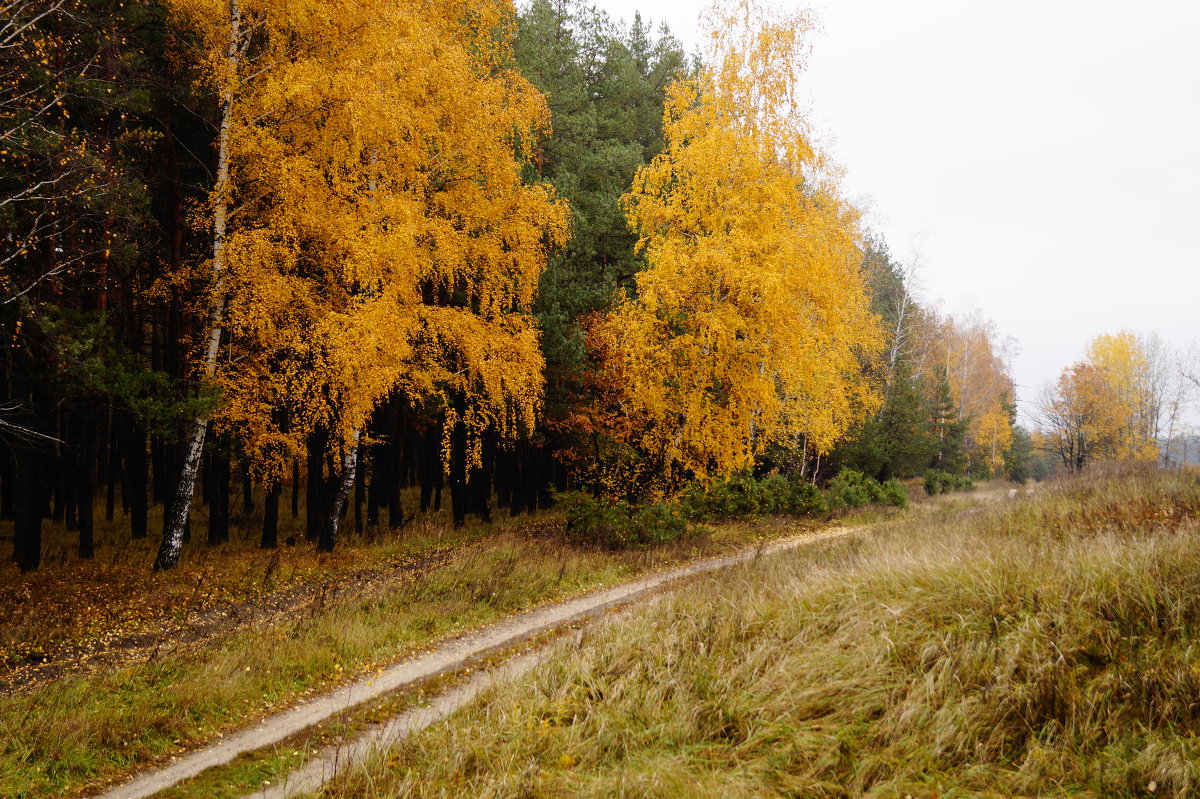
[168,0,566,480]
[975,398,1014,476]
[602,0,881,485]
[1085,331,1159,461]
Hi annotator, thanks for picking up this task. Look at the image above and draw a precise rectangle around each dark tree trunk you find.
[448,412,466,528]
[418,424,434,513]
[241,460,253,515]
[105,411,119,522]
[468,435,492,523]
[59,414,78,531]
[12,448,49,572]
[495,446,511,513]
[52,430,67,524]
[77,411,96,559]
[386,407,404,528]
[306,429,327,541]
[540,449,560,508]
[318,432,359,553]
[151,435,169,506]
[510,448,527,517]
[127,419,148,540]
[354,458,364,535]
[0,455,13,521]
[207,441,230,546]
[261,483,280,548]
[366,443,382,526]
[290,457,300,518]
[433,463,443,513]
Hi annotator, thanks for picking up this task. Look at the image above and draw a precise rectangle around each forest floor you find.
[1,489,919,799]
[306,468,1200,799]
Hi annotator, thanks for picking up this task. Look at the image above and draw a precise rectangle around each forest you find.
[0,0,1194,576]
[6,2,1200,798]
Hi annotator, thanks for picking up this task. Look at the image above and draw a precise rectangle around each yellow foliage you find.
[1085,331,1159,462]
[975,399,1014,476]
[168,0,567,480]
[1041,362,1128,471]
[601,0,882,485]
[928,314,1016,473]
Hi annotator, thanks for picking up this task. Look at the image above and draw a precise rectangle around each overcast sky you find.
[588,0,1200,421]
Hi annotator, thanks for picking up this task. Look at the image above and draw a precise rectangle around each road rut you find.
[94,526,857,799]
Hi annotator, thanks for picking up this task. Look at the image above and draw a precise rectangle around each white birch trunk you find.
[154,0,241,571]
[318,429,361,553]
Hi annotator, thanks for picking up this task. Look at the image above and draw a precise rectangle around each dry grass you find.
[320,468,1200,798]
[0,490,838,799]
[0,488,485,688]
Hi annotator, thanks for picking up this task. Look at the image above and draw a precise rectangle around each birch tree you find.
[602,0,881,488]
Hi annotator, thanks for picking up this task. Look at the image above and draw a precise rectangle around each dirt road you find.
[94,525,858,799]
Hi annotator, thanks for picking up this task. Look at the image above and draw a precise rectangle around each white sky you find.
[589,0,1200,420]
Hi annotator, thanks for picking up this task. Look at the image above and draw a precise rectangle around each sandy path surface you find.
[93,526,857,799]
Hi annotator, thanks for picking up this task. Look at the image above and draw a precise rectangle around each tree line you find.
[0,0,1030,573]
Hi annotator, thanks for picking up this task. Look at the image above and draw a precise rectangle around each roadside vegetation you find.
[319,468,1200,798]
[1,472,920,799]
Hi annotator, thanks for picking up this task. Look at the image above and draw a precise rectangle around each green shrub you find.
[679,471,761,521]
[681,472,828,521]
[558,492,689,549]
[923,469,975,496]
[558,491,630,547]
[633,501,690,545]
[756,474,792,515]
[880,477,908,508]
[781,480,828,516]
[828,469,884,509]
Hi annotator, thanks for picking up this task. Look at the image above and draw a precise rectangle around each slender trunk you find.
[261,483,279,548]
[0,455,13,521]
[154,0,242,571]
[127,419,148,540]
[207,442,230,546]
[387,437,403,529]
[353,458,364,535]
[77,411,95,559]
[495,446,511,511]
[366,442,382,526]
[104,407,118,522]
[509,448,525,517]
[418,425,434,513]
[150,436,169,506]
[469,434,492,523]
[12,449,48,572]
[290,457,300,518]
[318,431,360,553]
[242,460,253,515]
[449,416,466,528]
[306,430,325,541]
[52,428,66,523]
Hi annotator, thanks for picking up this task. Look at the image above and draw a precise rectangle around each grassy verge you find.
[155,627,572,799]
[318,468,1200,798]
[0,499,858,798]
[0,493,489,688]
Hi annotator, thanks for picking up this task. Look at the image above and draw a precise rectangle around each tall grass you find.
[0,530,711,798]
[1,490,830,799]
[322,469,1200,798]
